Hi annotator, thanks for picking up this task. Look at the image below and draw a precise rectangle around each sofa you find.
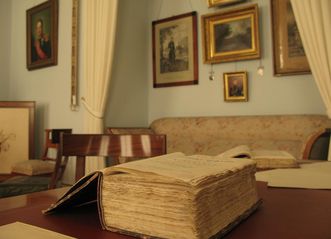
[108,115,331,160]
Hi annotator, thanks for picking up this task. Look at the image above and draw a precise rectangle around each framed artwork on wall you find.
[202,4,260,64]
[223,71,248,102]
[207,0,245,8]
[271,0,310,76]
[152,11,198,88]
[26,0,58,70]
[0,101,35,173]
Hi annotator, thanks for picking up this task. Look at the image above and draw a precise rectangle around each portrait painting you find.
[202,4,260,64]
[152,12,198,88]
[26,0,58,70]
[223,71,248,102]
[271,0,310,75]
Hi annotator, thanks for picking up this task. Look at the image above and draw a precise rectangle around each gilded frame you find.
[271,0,310,76]
[202,4,260,64]
[207,0,245,8]
[223,71,248,102]
[152,11,198,88]
[26,0,58,70]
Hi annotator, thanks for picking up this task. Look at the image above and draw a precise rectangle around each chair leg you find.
[57,156,69,186]
[49,155,63,189]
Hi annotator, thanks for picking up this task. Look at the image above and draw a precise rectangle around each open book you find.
[217,145,299,169]
[44,153,261,239]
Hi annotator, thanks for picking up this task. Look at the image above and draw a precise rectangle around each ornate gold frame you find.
[202,4,260,64]
[207,0,245,8]
[271,0,310,76]
[71,0,79,110]
[223,71,248,102]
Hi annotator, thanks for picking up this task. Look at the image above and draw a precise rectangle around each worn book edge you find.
[101,199,262,239]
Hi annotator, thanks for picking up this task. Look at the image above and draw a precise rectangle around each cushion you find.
[11,160,55,176]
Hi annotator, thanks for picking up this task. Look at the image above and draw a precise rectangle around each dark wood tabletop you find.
[0,182,330,239]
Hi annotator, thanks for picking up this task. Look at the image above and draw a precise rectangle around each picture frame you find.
[71,0,79,110]
[152,11,198,88]
[0,101,35,173]
[271,0,310,76]
[26,0,58,70]
[223,71,248,102]
[207,0,245,8]
[202,4,260,64]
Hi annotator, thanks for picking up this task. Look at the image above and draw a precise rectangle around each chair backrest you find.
[49,133,167,188]
[42,128,72,161]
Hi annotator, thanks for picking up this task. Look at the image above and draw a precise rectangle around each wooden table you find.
[0,182,330,239]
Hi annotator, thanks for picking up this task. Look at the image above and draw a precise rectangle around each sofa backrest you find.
[150,115,331,159]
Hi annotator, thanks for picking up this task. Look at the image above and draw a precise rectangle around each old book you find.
[217,145,299,169]
[44,153,261,239]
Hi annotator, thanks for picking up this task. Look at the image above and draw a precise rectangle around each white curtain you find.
[291,0,331,117]
[82,0,118,173]
[291,0,331,161]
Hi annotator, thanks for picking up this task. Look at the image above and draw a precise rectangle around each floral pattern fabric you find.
[150,115,331,159]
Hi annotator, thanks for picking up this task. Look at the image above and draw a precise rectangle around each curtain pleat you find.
[82,0,118,173]
[291,0,331,117]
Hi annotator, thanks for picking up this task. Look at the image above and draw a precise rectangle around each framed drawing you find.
[207,0,245,8]
[223,71,248,102]
[202,4,260,64]
[0,101,35,173]
[152,11,198,88]
[26,0,58,70]
[271,0,310,76]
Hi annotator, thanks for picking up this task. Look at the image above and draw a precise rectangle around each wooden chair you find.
[49,133,167,189]
[42,129,72,161]
[303,128,331,160]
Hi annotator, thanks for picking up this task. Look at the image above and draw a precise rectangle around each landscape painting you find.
[214,17,252,54]
[202,4,260,63]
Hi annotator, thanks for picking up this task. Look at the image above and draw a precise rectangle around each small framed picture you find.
[271,0,310,76]
[223,71,248,102]
[207,0,245,8]
[152,11,198,88]
[202,4,260,64]
[26,0,58,70]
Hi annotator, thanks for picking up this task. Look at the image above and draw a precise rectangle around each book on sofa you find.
[44,152,261,239]
[218,145,299,169]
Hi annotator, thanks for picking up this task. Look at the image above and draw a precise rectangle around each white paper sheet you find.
[255,162,331,189]
[0,222,75,239]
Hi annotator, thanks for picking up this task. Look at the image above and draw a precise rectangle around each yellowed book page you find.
[255,162,331,189]
[0,222,75,239]
[103,152,255,186]
[217,145,252,158]
[252,150,295,159]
